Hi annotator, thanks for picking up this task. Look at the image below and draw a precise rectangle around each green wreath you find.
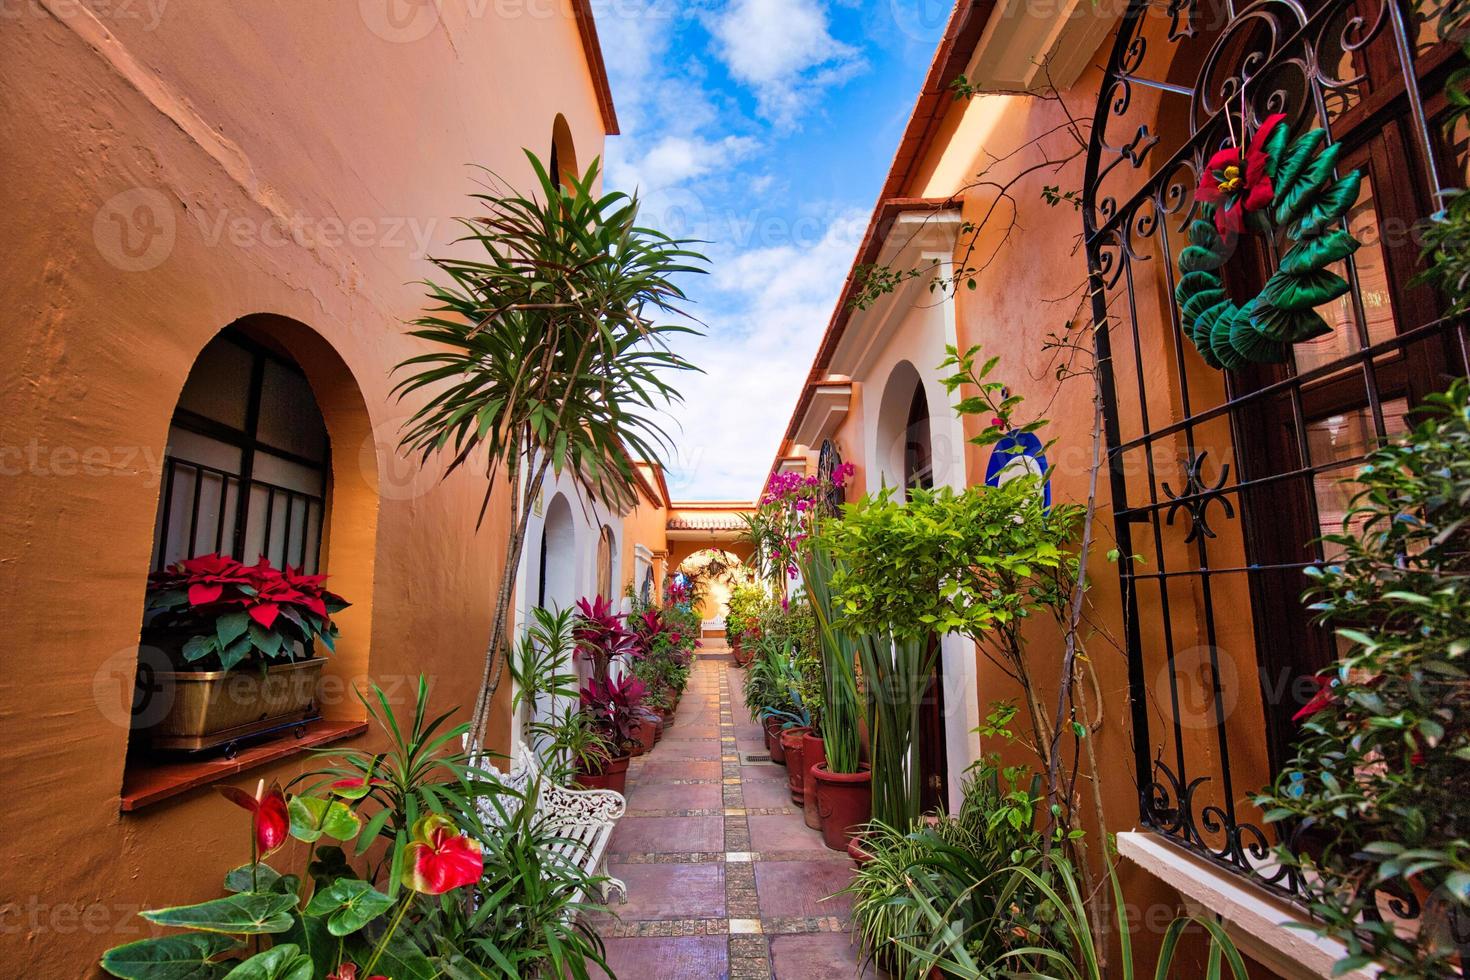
[1175,113,1364,370]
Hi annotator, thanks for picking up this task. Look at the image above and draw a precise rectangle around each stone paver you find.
[590,654,869,978]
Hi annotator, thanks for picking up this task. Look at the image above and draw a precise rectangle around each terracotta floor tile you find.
[626,781,722,812]
[609,814,724,854]
[637,759,722,782]
[769,932,875,978]
[747,814,830,851]
[755,860,855,918]
[655,739,722,760]
[591,935,728,980]
[741,777,797,809]
[740,764,788,784]
[605,862,725,919]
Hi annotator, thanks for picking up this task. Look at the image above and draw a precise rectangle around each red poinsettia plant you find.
[146,553,348,670]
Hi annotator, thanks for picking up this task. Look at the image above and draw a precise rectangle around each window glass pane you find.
[176,336,253,429]
[1293,175,1399,375]
[256,359,329,461]
[1308,398,1410,554]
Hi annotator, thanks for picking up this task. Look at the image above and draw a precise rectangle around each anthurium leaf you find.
[100,933,238,980]
[288,795,362,843]
[219,944,313,980]
[140,893,298,935]
[304,878,394,937]
[1293,171,1363,239]
[1179,243,1225,272]
[308,845,355,889]
[345,929,437,980]
[215,611,250,650]
[1279,229,1360,275]
[223,863,281,894]
[1275,140,1344,228]
[279,912,336,978]
[1259,266,1350,312]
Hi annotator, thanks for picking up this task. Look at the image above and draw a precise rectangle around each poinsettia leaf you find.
[215,612,250,650]
[1181,286,1227,323]
[303,878,394,937]
[219,944,313,980]
[1252,303,1333,343]
[1272,128,1327,201]
[1259,266,1350,312]
[288,795,362,843]
[217,635,253,671]
[1178,243,1224,273]
[1292,171,1363,240]
[1228,300,1288,364]
[1275,140,1344,228]
[181,634,217,663]
[140,893,298,935]
[100,933,238,980]
[248,624,284,657]
[223,863,280,894]
[1280,229,1360,275]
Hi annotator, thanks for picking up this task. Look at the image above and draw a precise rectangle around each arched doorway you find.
[675,549,754,636]
[537,493,576,611]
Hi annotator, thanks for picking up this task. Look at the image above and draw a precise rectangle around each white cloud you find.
[656,208,869,499]
[709,0,866,125]
[611,135,760,192]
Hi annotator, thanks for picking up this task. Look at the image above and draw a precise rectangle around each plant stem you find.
[363,893,413,976]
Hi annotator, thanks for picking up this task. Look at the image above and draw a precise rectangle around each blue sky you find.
[596,0,951,501]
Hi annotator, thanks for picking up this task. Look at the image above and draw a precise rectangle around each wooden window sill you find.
[120,719,368,812]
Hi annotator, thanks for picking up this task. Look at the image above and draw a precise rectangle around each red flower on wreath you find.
[1196,113,1286,236]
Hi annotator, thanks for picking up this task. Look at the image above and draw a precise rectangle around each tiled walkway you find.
[592,655,874,979]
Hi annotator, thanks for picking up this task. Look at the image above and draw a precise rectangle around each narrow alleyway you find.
[593,653,874,979]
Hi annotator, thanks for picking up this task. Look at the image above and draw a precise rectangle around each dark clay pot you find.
[575,753,630,795]
[800,732,826,831]
[781,726,810,803]
[768,723,788,765]
[812,763,871,851]
[762,716,782,755]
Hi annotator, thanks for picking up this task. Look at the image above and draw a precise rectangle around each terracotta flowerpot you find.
[781,727,810,803]
[847,833,875,865]
[762,716,782,753]
[769,724,788,766]
[812,763,871,851]
[575,753,630,795]
[630,716,657,756]
[801,732,826,831]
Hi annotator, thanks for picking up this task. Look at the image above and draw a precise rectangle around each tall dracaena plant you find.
[394,152,707,753]
[796,537,865,777]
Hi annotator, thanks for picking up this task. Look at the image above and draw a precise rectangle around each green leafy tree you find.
[394,152,706,750]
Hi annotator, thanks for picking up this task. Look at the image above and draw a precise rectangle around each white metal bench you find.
[470,739,628,910]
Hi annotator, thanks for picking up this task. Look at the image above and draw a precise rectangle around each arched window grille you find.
[1082,0,1467,930]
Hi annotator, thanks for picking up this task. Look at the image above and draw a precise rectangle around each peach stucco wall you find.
[0,4,607,975]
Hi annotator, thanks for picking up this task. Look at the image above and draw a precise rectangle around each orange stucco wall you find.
[0,5,607,975]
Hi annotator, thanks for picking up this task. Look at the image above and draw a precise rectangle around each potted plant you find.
[780,724,811,804]
[576,673,646,794]
[139,553,348,752]
[800,730,826,830]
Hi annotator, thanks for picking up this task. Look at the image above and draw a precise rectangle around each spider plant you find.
[393,151,707,755]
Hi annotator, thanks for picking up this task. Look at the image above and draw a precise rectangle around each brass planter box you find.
[141,657,327,752]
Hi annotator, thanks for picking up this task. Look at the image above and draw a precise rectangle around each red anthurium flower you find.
[401,814,483,895]
[328,775,388,800]
[218,779,289,856]
[1197,113,1286,236]
[1292,676,1335,723]
[326,964,387,980]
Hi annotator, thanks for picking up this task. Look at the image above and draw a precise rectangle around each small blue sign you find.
[984,430,1052,510]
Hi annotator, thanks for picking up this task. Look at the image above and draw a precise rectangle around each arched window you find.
[151,329,329,573]
[903,386,933,496]
[550,113,578,189]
